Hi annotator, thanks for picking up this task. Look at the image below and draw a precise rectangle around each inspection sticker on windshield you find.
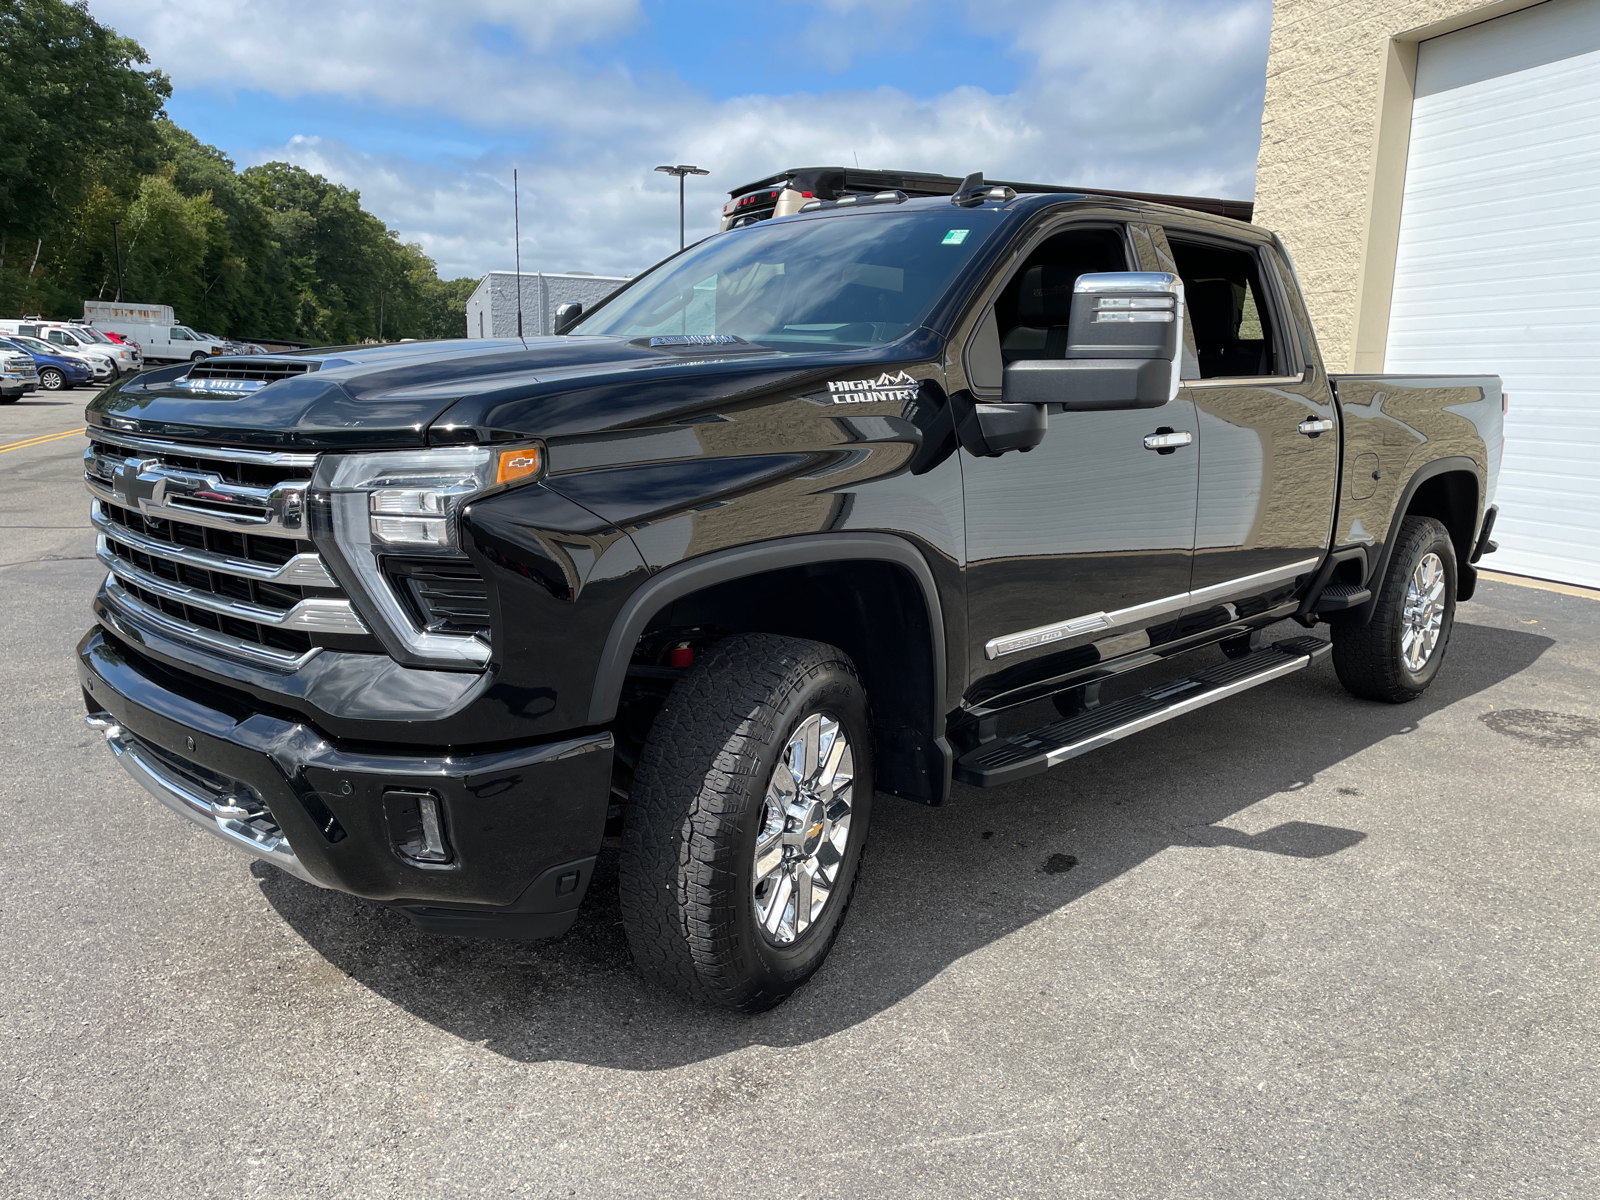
[942,229,970,245]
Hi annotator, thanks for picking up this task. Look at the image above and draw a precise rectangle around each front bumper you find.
[78,626,614,938]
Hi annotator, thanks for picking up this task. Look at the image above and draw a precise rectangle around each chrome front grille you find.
[85,431,368,670]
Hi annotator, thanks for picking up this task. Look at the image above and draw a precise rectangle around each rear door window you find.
[1165,239,1283,379]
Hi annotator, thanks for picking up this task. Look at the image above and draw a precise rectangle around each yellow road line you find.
[0,428,84,454]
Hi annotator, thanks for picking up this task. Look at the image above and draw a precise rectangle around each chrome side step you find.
[954,636,1332,788]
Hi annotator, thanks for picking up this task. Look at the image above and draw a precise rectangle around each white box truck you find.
[83,300,228,365]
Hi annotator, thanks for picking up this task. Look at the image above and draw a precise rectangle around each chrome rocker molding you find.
[985,556,1323,659]
[86,714,327,888]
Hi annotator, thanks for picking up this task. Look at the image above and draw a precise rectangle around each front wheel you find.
[38,367,64,391]
[190,352,208,363]
[620,633,873,1012]
[1332,515,1457,702]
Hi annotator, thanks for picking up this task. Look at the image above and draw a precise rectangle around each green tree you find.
[2,0,472,344]
[0,0,170,295]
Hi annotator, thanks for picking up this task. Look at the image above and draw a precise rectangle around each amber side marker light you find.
[496,445,543,485]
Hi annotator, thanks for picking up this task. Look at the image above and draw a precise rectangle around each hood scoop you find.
[175,358,321,395]
[633,334,771,356]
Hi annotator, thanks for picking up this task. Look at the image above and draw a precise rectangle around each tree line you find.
[0,0,475,343]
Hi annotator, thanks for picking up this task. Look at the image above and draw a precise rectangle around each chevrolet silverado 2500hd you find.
[78,177,1503,1011]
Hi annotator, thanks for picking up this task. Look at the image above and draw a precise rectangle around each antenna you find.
[854,151,860,167]
[514,168,524,339]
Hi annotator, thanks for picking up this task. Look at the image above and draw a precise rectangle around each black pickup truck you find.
[77,177,1503,1012]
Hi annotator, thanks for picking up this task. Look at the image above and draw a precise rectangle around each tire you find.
[0,395,18,405]
[1332,515,1457,703]
[38,368,64,391]
[620,633,873,1012]
[190,352,208,363]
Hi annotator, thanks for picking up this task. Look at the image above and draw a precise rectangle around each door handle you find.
[1143,430,1192,453]
[1298,418,1334,437]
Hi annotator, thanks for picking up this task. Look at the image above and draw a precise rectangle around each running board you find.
[954,636,1331,788]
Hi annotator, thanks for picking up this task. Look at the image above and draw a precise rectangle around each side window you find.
[1166,238,1282,379]
[964,225,1128,390]
[48,330,69,346]
[170,327,191,340]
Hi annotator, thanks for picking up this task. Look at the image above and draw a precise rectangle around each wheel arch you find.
[1351,456,1481,622]
[591,533,954,805]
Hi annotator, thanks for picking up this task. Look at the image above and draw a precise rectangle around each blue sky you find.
[97,0,1272,280]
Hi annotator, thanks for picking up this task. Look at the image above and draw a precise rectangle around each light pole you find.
[110,219,124,301]
[654,164,709,251]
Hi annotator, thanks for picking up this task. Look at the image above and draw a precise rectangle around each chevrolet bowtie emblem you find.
[112,458,163,511]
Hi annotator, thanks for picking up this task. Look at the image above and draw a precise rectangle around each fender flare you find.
[587,531,948,727]
[1349,455,1481,625]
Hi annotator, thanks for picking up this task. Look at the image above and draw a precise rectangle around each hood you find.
[84,331,944,450]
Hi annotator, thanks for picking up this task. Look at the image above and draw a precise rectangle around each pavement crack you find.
[0,555,97,570]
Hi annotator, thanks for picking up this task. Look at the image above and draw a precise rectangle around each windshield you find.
[76,327,112,342]
[574,209,997,349]
[12,336,57,354]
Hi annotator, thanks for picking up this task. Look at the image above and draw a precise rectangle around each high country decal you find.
[820,370,921,405]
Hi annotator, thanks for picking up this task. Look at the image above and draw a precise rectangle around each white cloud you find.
[95,0,1271,280]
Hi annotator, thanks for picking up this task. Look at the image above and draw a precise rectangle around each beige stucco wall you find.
[1254,0,1549,373]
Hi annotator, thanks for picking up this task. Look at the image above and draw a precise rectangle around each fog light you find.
[383,789,453,865]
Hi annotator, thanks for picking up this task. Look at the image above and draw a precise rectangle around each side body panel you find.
[1328,373,1502,580]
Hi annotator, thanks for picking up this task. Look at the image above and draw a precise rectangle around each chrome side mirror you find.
[1000,272,1184,411]
[554,302,584,334]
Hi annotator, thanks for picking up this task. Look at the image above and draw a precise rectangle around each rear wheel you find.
[1332,515,1456,702]
[38,367,64,391]
[620,633,872,1012]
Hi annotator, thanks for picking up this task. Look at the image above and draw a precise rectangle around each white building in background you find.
[465,271,632,338]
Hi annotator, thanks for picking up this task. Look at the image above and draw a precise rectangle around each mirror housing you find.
[1001,272,1184,411]
[554,301,584,334]
[967,401,1047,456]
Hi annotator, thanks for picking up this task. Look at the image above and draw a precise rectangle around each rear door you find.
[1150,224,1339,616]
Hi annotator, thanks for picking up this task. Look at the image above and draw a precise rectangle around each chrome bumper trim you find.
[88,715,328,888]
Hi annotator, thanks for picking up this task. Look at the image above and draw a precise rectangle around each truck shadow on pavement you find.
[255,619,1552,1069]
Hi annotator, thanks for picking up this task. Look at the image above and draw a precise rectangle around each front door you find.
[1155,226,1339,616]
[960,221,1199,697]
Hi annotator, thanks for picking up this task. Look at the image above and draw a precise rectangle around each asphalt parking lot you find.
[3,396,1597,1199]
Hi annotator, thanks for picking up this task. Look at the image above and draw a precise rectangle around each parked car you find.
[0,320,132,377]
[0,336,93,391]
[78,179,1503,1012]
[51,322,142,375]
[89,321,226,365]
[0,344,39,403]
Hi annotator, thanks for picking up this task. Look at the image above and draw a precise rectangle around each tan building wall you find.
[1254,0,1551,373]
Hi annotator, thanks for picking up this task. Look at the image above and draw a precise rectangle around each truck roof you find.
[728,167,1252,224]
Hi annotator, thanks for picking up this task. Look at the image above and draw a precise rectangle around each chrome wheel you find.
[1401,551,1447,672]
[752,711,854,945]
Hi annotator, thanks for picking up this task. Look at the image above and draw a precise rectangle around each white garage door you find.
[1386,0,1600,588]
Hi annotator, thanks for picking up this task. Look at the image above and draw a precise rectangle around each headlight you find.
[310,444,543,670]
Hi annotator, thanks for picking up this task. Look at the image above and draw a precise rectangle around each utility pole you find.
[654,164,709,251]
[110,220,124,301]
